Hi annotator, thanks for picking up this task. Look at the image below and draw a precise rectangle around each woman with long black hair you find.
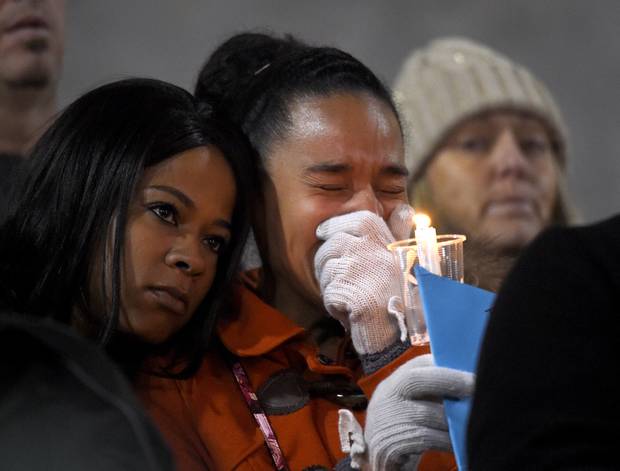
[0,78,253,469]
[0,77,252,370]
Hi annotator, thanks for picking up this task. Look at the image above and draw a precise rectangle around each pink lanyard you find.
[229,360,290,471]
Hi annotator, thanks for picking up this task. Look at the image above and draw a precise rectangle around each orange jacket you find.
[136,286,456,470]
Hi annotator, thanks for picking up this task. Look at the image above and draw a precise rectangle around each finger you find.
[376,354,434,392]
[387,203,415,241]
[370,426,452,469]
[314,232,357,278]
[315,257,348,291]
[405,399,449,432]
[316,210,393,241]
[397,366,475,399]
[408,426,453,453]
[367,399,448,433]
[322,294,353,327]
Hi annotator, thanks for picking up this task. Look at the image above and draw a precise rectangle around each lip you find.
[6,15,49,33]
[148,286,189,316]
[2,14,50,44]
[485,198,536,218]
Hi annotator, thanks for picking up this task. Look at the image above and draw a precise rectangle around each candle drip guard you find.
[388,235,466,345]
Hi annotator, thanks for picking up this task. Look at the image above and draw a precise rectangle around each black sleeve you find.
[0,312,175,471]
[467,217,620,470]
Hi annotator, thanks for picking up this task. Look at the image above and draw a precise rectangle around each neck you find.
[259,270,345,355]
[270,277,325,330]
[463,240,519,292]
[0,82,56,155]
[258,267,324,329]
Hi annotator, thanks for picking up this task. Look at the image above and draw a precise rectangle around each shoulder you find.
[498,215,620,307]
[523,215,620,268]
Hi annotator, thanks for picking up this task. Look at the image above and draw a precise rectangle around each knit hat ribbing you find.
[393,37,569,180]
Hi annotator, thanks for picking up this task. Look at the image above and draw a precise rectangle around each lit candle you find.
[414,213,441,275]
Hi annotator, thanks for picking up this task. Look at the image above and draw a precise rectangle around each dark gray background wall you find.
[60,0,619,223]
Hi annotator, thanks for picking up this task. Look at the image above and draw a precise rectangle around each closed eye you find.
[148,203,178,225]
[315,184,347,192]
[378,186,406,195]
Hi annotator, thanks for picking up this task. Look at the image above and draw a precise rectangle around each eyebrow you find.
[213,219,232,231]
[148,185,195,208]
[380,164,409,178]
[302,162,409,177]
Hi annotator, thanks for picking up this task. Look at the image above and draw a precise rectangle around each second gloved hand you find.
[364,353,474,470]
[338,354,474,470]
[314,204,414,355]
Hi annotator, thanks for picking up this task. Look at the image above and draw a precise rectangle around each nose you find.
[343,187,384,218]
[164,237,206,276]
[489,129,532,179]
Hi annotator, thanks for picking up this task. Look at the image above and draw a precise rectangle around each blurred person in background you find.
[393,37,577,291]
[0,0,64,217]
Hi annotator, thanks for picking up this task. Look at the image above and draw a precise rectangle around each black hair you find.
[0,78,253,376]
[195,32,401,162]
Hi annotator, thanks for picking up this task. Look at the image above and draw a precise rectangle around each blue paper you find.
[414,266,495,470]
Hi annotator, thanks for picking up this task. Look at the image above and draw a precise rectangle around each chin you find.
[6,54,55,88]
[480,220,544,254]
[18,67,52,87]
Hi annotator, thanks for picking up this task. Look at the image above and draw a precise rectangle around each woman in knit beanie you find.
[393,37,576,290]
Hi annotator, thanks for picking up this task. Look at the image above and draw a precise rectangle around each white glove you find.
[339,354,475,470]
[314,204,414,355]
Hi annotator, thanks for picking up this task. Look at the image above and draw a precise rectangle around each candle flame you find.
[414,213,431,229]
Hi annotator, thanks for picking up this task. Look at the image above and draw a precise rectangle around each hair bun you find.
[195,33,303,108]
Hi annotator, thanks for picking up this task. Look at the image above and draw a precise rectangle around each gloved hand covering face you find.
[339,353,475,470]
[314,204,414,355]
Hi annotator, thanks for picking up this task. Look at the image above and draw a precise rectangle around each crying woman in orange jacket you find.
[136,32,459,471]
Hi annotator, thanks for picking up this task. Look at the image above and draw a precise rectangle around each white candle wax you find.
[414,214,441,275]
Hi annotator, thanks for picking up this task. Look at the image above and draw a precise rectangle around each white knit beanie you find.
[393,37,569,180]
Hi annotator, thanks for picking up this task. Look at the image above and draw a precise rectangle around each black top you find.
[468,215,620,470]
[0,312,174,471]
